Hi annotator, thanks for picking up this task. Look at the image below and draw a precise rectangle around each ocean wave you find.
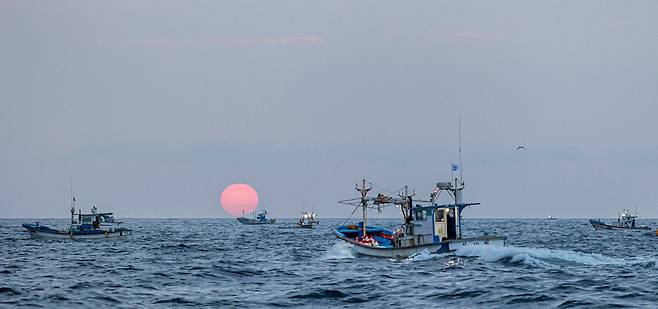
[426,289,488,300]
[213,265,265,277]
[0,287,20,295]
[4,218,658,307]
[406,249,435,262]
[289,288,349,300]
[153,297,200,305]
[323,241,355,260]
[92,295,121,304]
[454,245,643,267]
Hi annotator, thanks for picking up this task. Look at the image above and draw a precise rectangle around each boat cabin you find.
[77,212,120,230]
[617,209,640,228]
[411,202,478,244]
[256,211,269,223]
[339,202,476,248]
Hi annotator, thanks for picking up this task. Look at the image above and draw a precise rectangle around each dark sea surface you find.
[1,218,657,308]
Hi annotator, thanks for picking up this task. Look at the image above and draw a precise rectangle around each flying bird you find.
[516,146,526,151]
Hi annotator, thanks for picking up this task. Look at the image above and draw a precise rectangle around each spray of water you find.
[406,249,435,262]
[323,241,356,260]
[454,245,654,268]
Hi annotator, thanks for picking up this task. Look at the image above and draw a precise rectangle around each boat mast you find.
[455,118,464,238]
[458,116,463,184]
[70,174,75,224]
[400,185,415,235]
[356,179,371,238]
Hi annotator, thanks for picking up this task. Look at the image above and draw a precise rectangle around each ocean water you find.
[1,218,657,308]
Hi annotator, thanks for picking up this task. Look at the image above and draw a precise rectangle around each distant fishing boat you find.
[547,215,558,220]
[23,205,132,239]
[297,211,319,228]
[334,178,507,258]
[237,209,276,225]
[23,178,132,239]
[589,209,650,230]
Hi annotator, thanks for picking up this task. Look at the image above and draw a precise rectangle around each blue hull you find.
[22,223,132,239]
[237,218,277,225]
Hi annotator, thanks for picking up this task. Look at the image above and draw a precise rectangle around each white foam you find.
[407,249,434,262]
[444,257,461,267]
[454,245,632,267]
[323,241,356,260]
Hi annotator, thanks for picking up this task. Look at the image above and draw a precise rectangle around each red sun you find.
[220,183,259,217]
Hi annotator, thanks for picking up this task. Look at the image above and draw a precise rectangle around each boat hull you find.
[589,219,650,230]
[22,224,132,240]
[335,232,507,258]
[237,218,277,225]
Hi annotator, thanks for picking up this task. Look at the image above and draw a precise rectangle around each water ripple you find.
[1,218,657,307]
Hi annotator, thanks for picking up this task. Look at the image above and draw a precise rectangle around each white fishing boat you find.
[335,178,506,258]
[334,123,506,258]
[590,209,650,230]
[297,211,319,228]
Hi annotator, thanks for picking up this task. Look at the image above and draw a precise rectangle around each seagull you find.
[516,146,526,151]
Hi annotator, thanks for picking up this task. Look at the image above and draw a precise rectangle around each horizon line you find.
[2,216,657,220]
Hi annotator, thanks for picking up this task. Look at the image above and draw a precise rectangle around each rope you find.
[369,181,396,195]
[341,205,360,226]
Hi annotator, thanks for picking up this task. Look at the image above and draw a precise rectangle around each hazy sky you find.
[2,1,657,219]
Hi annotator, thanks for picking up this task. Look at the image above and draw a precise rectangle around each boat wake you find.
[454,246,656,268]
[402,250,463,267]
[323,241,356,260]
[406,249,435,262]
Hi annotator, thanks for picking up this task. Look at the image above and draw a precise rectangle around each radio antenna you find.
[459,116,463,184]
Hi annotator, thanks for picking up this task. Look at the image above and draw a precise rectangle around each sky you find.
[1,1,657,219]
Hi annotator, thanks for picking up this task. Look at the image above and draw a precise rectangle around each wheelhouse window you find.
[435,209,445,222]
[414,208,427,221]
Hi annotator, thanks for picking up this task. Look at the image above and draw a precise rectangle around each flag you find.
[73,196,76,202]
[451,163,459,172]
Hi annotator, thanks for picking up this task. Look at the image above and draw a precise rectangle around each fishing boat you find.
[297,211,319,228]
[23,205,132,239]
[589,209,650,230]
[334,178,507,258]
[547,215,558,220]
[237,209,277,225]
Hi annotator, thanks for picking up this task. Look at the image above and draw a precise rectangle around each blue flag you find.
[451,164,459,172]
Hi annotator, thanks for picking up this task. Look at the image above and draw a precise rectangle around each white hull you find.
[589,219,650,231]
[592,225,649,231]
[344,236,506,258]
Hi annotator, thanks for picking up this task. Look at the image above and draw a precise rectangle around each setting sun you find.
[220,183,259,217]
